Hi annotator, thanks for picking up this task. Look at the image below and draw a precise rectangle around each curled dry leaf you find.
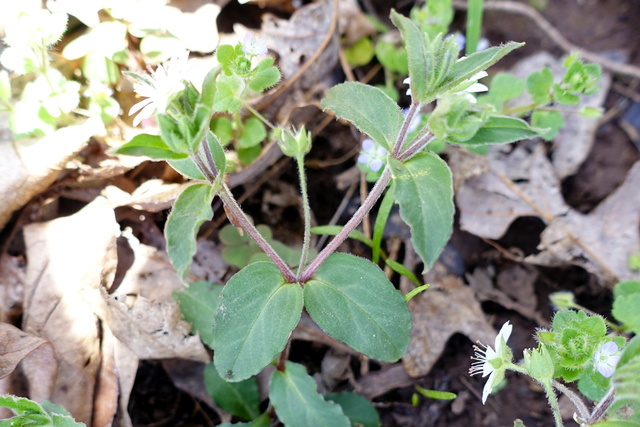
[0,323,55,383]
[0,116,104,230]
[22,196,118,423]
[453,143,640,284]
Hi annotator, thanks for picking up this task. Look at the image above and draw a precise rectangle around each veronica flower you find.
[357,138,387,172]
[241,33,268,56]
[128,50,193,126]
[593,341,621,378]
[470,321,513,404]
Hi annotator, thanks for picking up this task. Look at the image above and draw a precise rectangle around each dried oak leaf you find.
[453,143,640,284]
[0,323,55,383]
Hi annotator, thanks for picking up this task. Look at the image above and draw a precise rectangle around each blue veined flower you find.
[470,321,514,404]
[593,341,621,378]
[128,50,193,126]
[357,138,387,173]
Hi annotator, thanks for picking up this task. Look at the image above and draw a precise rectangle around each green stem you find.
[587,387,615,424]
[372,187,395,264]
[542,380,564,427]
[296,152,312,275]
[299,167,392,282]
[392,102,420,157]
[197,139,297,282]
[552,380,589,421]
[243,101,277,130]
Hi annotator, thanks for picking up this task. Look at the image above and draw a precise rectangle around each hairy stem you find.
[587,387,615,424]
[543,381,564,427]
[298,166,392,282]
[392,102,420,157]
[198,139,297,282]
[296,152,312,275]
[552,380,590,421]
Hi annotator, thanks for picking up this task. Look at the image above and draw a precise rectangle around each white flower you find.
[470,321,513,404]
[357,138,387,172]
[593,341,620,378]
[128,50,193,126]
[241,33,268,56]
[403,71,488,100]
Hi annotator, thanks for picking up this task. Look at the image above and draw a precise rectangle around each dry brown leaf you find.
[454,142,640,284]
[90,287,209,363]
[0,116,104,230]
[402,264,496,377]
[262,0,338,87]
[22,196,118,423]
[0,323,55,382]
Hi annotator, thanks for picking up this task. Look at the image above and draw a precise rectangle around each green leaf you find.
[204,362,260,420]
[165,184,216,281]
[326,392,381,427]
[238,116,267,148]
[173,281,223,347]
[0,396,85,427]
[374,40,408,74]
[321,82,404,151]
[310,225,373,247]
[488,72,525,103]
[454,115,542,146]
[168,131,227,180]
[442,42,524,94]
[213,263,303,382]
[114,134,188,160]
[211,117,234,146]
[304,253,411,362]
[248,58,281,93]
[578,371,609,402]
[213,74,243,113]
[344,37,375,67]
[526,67,553,104]
[613,294,640,334]
[390,153,453,271]
[531,110,565,141]
[390,10,431,102]
[414,385,457,400]
[218,413,272,427]
[592,422,640,427]
[216,45,237,69]
[269,361,350,427]
[385,258,422,287]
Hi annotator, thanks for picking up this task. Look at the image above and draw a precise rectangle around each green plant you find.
[113,7,607,425]
[472,281,640,426]
[0,395,84,426]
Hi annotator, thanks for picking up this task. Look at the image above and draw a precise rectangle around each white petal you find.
[129,98,153,115]
[482,370,497,404]
[494,321,512,350]
[465,82,488,93]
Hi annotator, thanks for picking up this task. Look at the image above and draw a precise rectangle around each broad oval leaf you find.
[269,361,350,427]
[326,392,381,427]
[204,362,260,420]
[213,262,303,382]
[304,253,411,362]
[114,134,188,160]
[321,82,403,151]
[165,184,216,280]
[390,153,454,271]
[453,115,543,147]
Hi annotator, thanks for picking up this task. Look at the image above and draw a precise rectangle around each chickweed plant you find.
[3,5,632,426]
[111,8,637,426]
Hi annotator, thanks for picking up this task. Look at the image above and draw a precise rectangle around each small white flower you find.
[593,341,621,378]
[241,33,268,56]
[470,321,513,404]
[357,138,387,172]
[128,50,193,126]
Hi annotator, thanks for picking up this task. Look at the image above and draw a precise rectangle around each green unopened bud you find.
[274,126,312,157]
[549,291,576,310]
[428,94,493,143]
[524,346,555,382]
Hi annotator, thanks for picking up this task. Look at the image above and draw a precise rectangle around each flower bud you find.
[274,126,312,157]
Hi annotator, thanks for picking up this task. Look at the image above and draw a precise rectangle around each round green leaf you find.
[213,263,303,382]
[270,361,350,427]
[204,362,260,420]
[304,253,411,362]
[173,281,223,348]
[326,392,381,427]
